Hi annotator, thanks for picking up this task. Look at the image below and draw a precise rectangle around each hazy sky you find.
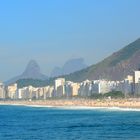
[0,0,140,81]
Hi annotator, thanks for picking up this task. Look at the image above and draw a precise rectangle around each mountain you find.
[51,58,87,77]
[63,38,140,82]
[16,38,140,88]
[21,60,47,79]
[51,67,62,77]
[6,60,48,85]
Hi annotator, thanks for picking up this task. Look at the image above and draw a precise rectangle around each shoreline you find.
[0,99,140,110]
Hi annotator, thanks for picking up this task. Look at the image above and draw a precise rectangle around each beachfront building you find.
[43,86,54,99]
[134,78,140,97]
[54,78,65,97]
[19,86,39,100]
[133,70,140,96]
[78,80,118,97]
[79,80,92,97]
[71,83,80,97]
[91,80,111,94]
[5,70,140,100]
[65,81,80,97]
[55,78,65,90]
[28,86,39,99]
[123,75,133,97]
[18,85,54,100]
[98,80,111,94]
[133,71,140,84]
[113,72,140,97]
[91,80,100,94]
[37,88,44,99]
[18,87,28,99]
[0,82,5,99]
[114,81,124,93]
[43,86,51,99]
[7,83,18,99]
[65,81,73,97]
[134,82,140,97]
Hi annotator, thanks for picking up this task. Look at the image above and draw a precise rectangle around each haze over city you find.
[1,1,140,140]
[0,0,140,81]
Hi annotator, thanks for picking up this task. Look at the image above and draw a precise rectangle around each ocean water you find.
[0,106,140,140]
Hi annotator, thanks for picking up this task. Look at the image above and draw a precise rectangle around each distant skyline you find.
[0,0,140,81]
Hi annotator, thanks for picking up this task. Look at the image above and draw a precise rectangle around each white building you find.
[79,80,92,97]
[43,86,54,99]
[55,78,65,97]
[91,80,111,94]
[55,78,65,89]
[133,71,140,96]
[133,71,140,83]
[0,82,5,99]
[18,87,28,99]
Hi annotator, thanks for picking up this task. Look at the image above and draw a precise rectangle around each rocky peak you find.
[5,60,48,85]
[22,60,41,76]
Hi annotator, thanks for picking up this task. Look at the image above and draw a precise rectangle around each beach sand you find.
[0,98,140,109]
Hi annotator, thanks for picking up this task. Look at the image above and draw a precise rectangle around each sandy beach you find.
[0,98,140,109]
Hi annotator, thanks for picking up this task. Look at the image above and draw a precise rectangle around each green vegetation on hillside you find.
[16,78,55,88]
[110,38,140,66]
[64,38,140,81]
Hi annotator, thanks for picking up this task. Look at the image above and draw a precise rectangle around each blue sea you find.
[0,105,140,140]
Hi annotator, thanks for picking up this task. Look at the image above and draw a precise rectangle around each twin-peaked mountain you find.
[6,38,140,87]
[6,58,88,86]
[6,60,48,85]
[22,60,47,80]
